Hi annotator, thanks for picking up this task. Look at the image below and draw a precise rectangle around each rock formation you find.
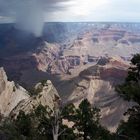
[60,61,134,132]
[0,67,60,117]
[11,80,60,116]
[0,67,29,116]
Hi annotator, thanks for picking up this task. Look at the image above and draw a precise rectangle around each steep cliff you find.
[0,67,29,116]
[11,80,60,116]
[0,67,60,117]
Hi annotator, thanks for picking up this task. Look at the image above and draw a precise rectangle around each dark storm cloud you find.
[0,0,71,36]
[0,0,70,15]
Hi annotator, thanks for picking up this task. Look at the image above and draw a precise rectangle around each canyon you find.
[0,22,140,132]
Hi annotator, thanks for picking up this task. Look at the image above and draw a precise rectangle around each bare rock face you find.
[33,41,82,74]
[67,78,134,133]
[0,68,60,117]
[63,63,134,132]
[0,68,7,93]
[11,80,60,116]
[33,41,60,72]
[0,67,29,116]
[87,79,133,132]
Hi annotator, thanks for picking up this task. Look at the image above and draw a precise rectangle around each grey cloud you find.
[0,0,71,15]
[0,0,72,36]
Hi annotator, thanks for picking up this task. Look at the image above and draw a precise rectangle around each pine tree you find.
[63,99,113,140]
[117,54,140,140]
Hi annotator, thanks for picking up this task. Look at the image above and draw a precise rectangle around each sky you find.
[0,0,140,22]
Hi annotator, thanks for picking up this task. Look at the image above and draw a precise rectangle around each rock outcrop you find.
[0,67,29,116]
[33,41,60,72]
[33,41,82,74]
[0,68,60,117]
[11,80,60,116]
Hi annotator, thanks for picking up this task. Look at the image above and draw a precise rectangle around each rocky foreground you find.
[0,67,59,118]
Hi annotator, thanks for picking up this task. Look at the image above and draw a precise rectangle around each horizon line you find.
[0,21,140,24]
